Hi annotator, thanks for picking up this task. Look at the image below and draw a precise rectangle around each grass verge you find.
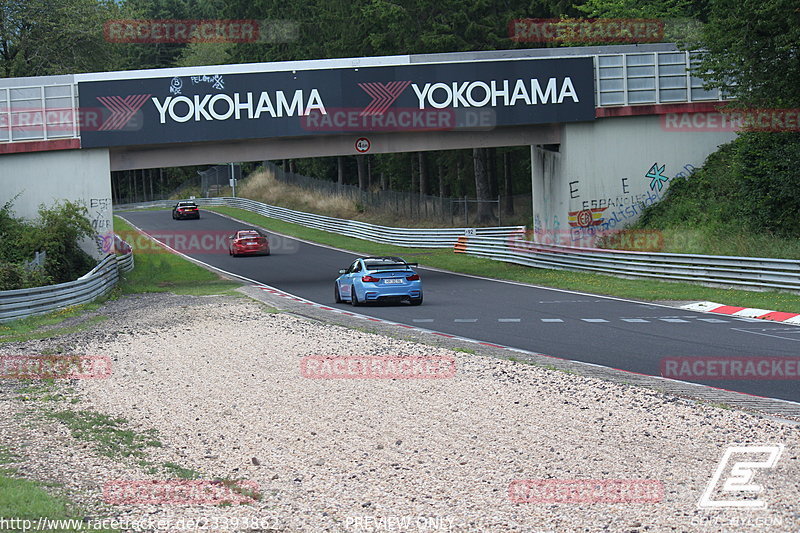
[0,443,117,532]
[0,315,108,345]
[114,215,242,296]
[208,206,800,313]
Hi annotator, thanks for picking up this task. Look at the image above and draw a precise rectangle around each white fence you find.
[0,252,134,323]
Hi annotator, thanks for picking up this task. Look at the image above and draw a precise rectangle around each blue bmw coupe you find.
[335,256,423,306]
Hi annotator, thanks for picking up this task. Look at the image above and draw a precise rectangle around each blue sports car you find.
[335,256,423,306]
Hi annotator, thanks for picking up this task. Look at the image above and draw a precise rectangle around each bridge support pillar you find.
[0,148,113,259]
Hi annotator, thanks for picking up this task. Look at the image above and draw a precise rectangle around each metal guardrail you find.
[456,235,800,292]
[0,252,134,323]
[115,198,525,248]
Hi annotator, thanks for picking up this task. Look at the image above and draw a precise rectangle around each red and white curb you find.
[681,301,800,325]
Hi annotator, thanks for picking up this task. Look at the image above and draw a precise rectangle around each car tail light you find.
[362,275,380,282]
[406,274,420,281]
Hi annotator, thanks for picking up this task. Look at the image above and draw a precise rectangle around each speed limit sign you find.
[355,137,371,153]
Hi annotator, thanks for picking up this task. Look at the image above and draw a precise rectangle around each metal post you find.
[464,196,468,226]
[498,195,501,226]
[230,162,236,197]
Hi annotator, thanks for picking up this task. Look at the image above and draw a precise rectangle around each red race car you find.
[228,230,270,256]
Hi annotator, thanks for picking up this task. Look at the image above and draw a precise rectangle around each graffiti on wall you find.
[90,197,114,254]
[567,207,608,228]
[645,162,669,191]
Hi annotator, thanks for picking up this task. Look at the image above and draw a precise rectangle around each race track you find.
[118,209,800,403]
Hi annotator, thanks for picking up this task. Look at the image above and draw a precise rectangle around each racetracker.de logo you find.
[300,108,456,132]
[508,479,664,503]
[300,356,456,379]
[661,108,800,132]
[0,106,144,134]
[661,357,800,380]
[510,18,664,43]
[103,480,260,505]
[105,19,261,43]
[115,230,298,255]
[0,355,111,380]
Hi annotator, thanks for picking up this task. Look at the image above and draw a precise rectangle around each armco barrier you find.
[115,198,525,248]
[0,252,134,323]
[458,236,800,292]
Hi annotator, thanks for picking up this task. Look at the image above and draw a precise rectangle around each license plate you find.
[384,279,403,284]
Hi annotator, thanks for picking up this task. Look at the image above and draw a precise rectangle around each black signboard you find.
[78,57,595,148]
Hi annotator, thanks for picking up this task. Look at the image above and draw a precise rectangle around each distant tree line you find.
[3,0,795,224]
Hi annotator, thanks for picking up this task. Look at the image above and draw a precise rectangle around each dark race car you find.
[172,201,200,220]
[229,229,270,257]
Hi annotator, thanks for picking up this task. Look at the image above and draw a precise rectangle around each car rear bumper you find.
[233,246,269,255]
[363,288,422,302]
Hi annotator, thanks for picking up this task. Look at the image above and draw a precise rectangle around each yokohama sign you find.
[78,57,594,148]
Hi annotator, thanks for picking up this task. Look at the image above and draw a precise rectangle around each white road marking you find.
[498,318,521,322]
[412,319,434,323]
[621,318,649,323]
[454,318,478,323]
[697,318,728,323]
[659,318,690,323]
[540,318,564,323]
[581,319,609,323]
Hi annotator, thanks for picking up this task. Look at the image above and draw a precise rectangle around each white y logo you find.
[698,444,784,509]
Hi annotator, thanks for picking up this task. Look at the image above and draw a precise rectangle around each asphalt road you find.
[119,209,800,403]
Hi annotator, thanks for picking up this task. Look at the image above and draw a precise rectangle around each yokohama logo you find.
[358,81,411,116]
[96,94,151,130]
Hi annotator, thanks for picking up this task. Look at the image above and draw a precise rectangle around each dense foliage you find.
[2,0,796,233]
[0,200,96,290]
[634,0,800,240]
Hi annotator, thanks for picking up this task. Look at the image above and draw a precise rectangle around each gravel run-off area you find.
[0,292,798,532]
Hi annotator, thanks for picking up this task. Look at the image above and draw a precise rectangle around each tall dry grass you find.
[237,169,476,228]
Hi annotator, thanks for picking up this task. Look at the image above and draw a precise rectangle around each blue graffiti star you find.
[646,163,668,191]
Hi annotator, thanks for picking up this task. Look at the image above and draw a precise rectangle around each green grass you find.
[114,216,242,296]
[43,410,161,460]
[208,206,800,313]
[0,301,104,338]
[0,315,109,345]
[162,462,202,480]
[0,444,117,532]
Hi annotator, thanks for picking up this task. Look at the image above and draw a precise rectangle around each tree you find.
[472,148,493,223]
[696,0,800,107]
[0,0,123,77]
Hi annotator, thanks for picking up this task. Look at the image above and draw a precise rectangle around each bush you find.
[0,262,53,290]
[636,132,800,238]
[0,200,95,289]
